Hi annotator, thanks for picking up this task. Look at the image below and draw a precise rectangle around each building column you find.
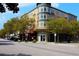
[45,34,47,42]
[37,33,41,42]
[38,35,41,42]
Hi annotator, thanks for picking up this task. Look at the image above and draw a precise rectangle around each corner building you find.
[21,3,77,42]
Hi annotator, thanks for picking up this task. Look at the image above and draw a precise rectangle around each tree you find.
[2,15,35,35]
[3,17,19,34]
[47,17,79,42]
[69,20,79,34]
[76,21,79,33]
[0,3,19,13]
[19,15,35,33]
[47,18,72,34]
[0,29,6,38]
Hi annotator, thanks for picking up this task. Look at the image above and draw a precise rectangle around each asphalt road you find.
[0,38,79,56]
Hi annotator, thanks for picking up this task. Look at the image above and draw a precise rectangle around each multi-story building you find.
[21,3,77,42]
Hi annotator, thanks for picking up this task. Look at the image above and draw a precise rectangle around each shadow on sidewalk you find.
[0,42,14,45]
[0,53,32,56]
[0,41,12,42]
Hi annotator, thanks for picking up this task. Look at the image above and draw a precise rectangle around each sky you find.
[0,3,79,29]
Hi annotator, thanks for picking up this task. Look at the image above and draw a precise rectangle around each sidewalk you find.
[18,42,79,48]
[47,42,79,48]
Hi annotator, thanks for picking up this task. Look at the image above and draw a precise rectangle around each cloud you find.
[51,3,59,8]
[18,3,59,8]
[18,3,30,7]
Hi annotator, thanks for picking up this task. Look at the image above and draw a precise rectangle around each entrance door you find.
[41,34,46,41]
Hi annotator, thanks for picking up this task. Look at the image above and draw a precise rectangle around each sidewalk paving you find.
[19,42,79,48]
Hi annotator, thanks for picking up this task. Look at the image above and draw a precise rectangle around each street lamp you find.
[54,33,56,43]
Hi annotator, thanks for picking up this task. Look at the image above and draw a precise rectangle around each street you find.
[0,38,79,56]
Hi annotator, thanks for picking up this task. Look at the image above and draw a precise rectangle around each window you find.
[50,9,54,14]
[48,8,50,13]
[46,7,49,12]
[44,7,50,12]
[39,14,47,20]
[44,7,46,12]
[44,14,46,19]
[39,7,44,12]
[39,6,50,13]
[38,21,45,28]
[39,22,42,26]
[41,8,43,12]
[41,14,43,19]
[39,7,43,12]
[39,14,43,19]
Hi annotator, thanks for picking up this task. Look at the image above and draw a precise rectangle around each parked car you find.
[7,34,19,41]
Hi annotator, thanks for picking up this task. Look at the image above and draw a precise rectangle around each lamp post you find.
[54,33,56,43]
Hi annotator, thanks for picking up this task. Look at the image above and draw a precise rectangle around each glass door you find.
[41,34,46,41]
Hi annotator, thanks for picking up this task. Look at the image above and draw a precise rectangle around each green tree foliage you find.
[47,18,78,34]
[0,15,35,38]
[4,17,19,34]
[69,20,79,34]
[0,29,6,38]
[18,15,35,33]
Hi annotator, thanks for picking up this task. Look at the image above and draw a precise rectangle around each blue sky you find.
[0,3,79,29]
